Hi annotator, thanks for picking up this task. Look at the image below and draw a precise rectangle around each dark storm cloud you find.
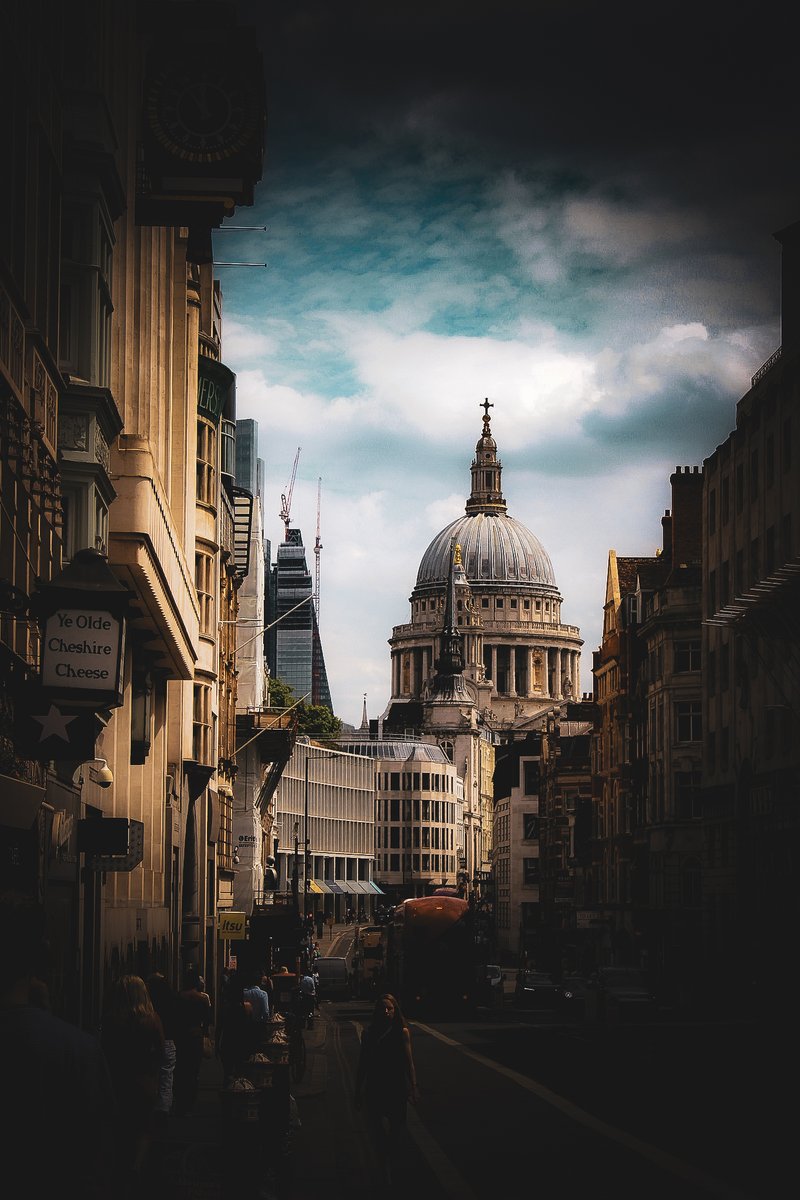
[253,3,798,156]
[580,374,735,458]
[230,0,800,722]
[242,0,800,280]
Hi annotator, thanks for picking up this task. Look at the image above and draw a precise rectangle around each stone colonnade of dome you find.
[389,616,582,719]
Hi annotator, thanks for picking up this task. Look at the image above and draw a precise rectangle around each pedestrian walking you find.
[354,992,419,1186]
[101,974,165,1189]
[242,966,272,1020]
[173,967,212,1115]
[216,971,257,1085]
[1,899,117,1200]
[298,965,317,1028]
[146,971,180,1117]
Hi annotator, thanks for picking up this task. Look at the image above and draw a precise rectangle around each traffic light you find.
[263,856,278,891]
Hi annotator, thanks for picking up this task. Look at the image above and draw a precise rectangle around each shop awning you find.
[312,879,333,894]
[349,880,372,894]
[367,881,385,894]
[324,879,346,894]
[335,879,361,894]
[307,879,325,894]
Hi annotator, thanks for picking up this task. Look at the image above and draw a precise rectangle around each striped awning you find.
[335,879,361,894]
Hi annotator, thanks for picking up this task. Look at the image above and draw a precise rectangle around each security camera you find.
[90,759,114,788]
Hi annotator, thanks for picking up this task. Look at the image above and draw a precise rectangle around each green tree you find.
[267,675,342,742]
[297,703,342,742]
[267,675,294,708]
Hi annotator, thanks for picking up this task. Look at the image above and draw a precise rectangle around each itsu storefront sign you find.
[41,607,125,707]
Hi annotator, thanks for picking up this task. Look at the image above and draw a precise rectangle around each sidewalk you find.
[142,924,354,1198]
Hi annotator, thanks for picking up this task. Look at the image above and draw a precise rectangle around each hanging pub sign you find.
[40,608,125,707]
[30,549,131,709]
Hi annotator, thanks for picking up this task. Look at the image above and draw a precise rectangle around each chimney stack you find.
[669,465,703,568]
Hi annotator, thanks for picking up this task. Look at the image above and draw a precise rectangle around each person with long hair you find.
[354,992,418,1186]
[101,974,165,1187]
[146,972,180,1117]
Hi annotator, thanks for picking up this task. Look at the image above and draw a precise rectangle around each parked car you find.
[592,967,656,1016]
[513,970,560,1007]
[479,963,505,1006]
[557,975,589,1013]
[315,956,352,1001]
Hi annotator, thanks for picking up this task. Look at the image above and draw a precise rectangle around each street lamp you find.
[292,820,300,912]
[304,752,310,907]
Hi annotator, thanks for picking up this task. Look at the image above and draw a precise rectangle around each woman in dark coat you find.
[101,974,165,1182]
[216,971,256,1085]
[354,992,418,1185]
[173,967,212,1115]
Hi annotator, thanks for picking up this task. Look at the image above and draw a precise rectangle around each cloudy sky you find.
[219,0,800,728]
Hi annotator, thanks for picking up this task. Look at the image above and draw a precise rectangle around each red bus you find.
[386,894,478,1016]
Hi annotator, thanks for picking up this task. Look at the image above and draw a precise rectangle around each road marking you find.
[349,1020,478,1199]
[406,1102,479,1199]
[413,1022,750,1200]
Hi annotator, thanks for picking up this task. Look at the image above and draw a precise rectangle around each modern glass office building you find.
[268,527,333,710]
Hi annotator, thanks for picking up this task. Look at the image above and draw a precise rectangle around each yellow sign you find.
[218,911,247,940]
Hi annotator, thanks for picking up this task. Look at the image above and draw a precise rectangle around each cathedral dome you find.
[415,400,558,595]
[416,512,557,592]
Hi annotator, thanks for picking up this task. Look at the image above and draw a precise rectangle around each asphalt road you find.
[141,926,788,1200]
[288,989,789,1200]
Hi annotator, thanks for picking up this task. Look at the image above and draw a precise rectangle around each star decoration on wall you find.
[31,705,77,742]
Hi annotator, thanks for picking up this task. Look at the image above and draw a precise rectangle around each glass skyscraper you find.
[268,527,333,710]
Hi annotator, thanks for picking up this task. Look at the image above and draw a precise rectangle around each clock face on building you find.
[145,65,260,164]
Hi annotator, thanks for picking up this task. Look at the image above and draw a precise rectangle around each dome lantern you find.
[465,398,507,516]
[415,401,558,594]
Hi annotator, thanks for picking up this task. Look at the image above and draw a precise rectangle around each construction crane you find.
[314,477,322,621]
[279,446,301,541]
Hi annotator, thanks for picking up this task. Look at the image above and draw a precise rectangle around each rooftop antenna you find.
[279,447,301,541]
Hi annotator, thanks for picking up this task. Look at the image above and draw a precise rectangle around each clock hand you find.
[185,82,211,119]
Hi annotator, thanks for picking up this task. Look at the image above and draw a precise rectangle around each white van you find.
[351,925,386,998]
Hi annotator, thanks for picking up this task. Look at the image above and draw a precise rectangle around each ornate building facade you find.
[387,403,583,728]
[0,0,266,1029]
[381,403,583,907]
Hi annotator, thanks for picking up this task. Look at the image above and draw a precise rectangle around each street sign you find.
[218,911,247,939]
